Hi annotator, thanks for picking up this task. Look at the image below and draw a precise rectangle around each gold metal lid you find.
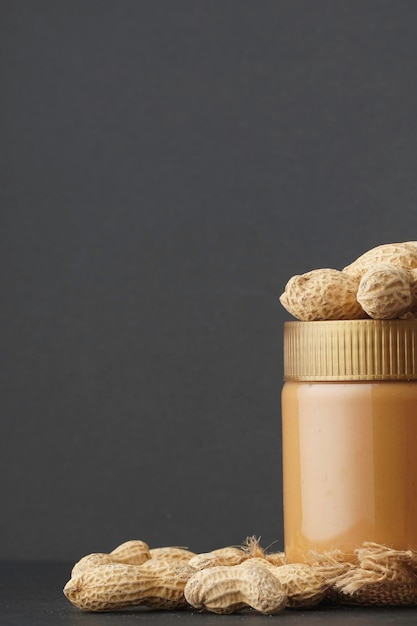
[284,319,417,381]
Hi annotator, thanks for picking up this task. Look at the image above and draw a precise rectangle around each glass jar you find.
[282,320,417,564]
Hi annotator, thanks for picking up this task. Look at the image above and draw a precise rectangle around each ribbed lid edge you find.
[284,320,417,381]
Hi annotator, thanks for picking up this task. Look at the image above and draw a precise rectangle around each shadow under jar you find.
[282,320,417,564]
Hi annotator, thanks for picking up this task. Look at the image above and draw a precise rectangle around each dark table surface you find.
[2,561,417,626]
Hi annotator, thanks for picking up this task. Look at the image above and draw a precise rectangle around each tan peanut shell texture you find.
[280,242,417,320]
[64,538,417,614]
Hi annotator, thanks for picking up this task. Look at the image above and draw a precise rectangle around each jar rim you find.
[284,319,417,381]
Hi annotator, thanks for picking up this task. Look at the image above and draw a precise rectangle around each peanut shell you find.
[189,547,247,571]
[150,546,196,562]
[240,558,327,608]
[110,539,151,565]
[71,553,115,578]
[184,561,286,615]
[64,561,193,611]
[357,264,412,319]
[280,268,365,321]
[343,243,417,280]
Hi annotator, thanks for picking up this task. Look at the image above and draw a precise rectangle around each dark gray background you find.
[2,0,417,562]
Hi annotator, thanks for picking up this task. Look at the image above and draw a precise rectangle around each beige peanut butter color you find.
[282,320,417,564]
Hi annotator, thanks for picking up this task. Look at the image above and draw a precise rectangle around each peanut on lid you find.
[284,319,417,381]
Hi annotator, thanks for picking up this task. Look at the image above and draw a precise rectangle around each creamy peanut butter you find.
[282,320,417,563]
[282,381,417,563]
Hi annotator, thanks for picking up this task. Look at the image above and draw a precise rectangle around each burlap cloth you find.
[312,542,417,606]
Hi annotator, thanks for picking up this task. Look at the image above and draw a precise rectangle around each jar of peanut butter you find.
[282,319,417,563]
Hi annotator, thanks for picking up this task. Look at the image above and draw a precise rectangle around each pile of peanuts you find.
[63,538,329,614]
[280,242,417,321]
[63,538,417,613]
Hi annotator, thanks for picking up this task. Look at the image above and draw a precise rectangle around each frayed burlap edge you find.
[311,542,417,606]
